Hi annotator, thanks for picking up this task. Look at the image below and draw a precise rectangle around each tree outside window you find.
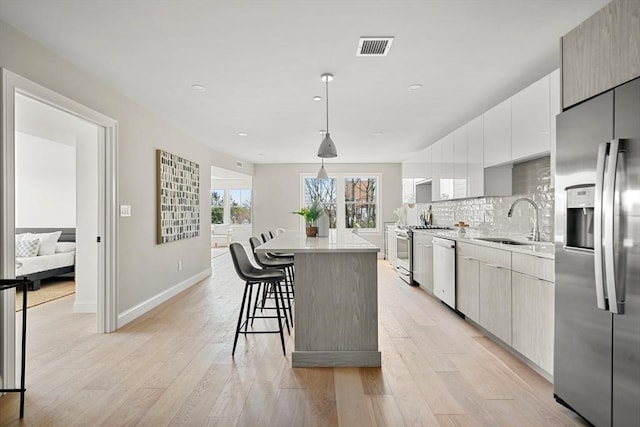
[304,178,337,228]
[230,189,252,224]
[211,189,224,224]
[344,177,377,229]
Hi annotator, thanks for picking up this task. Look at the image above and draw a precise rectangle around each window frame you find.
[300,173,381,234]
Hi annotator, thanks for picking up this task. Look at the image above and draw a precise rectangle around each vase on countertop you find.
[317,211,329,237]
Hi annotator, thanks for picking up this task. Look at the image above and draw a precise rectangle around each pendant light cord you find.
[325,78,329,133]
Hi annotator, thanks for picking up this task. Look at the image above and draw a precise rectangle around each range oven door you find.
[395,232,412,284]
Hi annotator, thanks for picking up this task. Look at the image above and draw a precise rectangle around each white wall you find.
[15,132,76,227]
[252,163,402,252]
[0,20,254,319]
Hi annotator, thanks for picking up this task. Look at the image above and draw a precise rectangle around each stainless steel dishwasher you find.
[432,237,456,309]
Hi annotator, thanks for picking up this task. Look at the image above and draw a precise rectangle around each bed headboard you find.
[16,228,76,242]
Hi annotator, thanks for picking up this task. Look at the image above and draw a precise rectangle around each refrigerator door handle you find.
[594,141,609,310]
[604,139,625,314]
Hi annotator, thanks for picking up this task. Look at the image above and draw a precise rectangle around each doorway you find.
[15,92,99,313]
[0,69,118,390]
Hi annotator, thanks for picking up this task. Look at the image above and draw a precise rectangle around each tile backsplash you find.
[417,157,554,242]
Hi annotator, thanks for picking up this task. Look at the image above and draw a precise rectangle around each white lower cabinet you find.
[456,254,480,323]
[413,232,434,291]
[479,262,512,345]
[422,240,434,294]
[455,242,555,375]
[387,225,397,267]
[511,253,555,374]
[512,272,554,374]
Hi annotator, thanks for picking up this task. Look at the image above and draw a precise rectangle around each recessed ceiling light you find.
[191,84,207,92]
[318,129,326,135]
[373,132,384,136]
[237,132,248,137]
[408,84,423,91]
[313,96,322,101]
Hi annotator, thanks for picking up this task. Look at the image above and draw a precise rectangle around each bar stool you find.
[229,243,287,356]
[249,237,295,325]
[260,231,295,281]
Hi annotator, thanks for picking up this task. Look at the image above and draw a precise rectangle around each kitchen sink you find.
[474,237,533,245]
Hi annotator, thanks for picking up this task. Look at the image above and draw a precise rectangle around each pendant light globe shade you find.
[317,164,328,179]
[318,133,337,158]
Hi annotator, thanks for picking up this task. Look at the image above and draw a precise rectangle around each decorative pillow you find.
[25,231,62,256]
[55,242,76,253]
[15,233,27,243]
[16,238,40,258]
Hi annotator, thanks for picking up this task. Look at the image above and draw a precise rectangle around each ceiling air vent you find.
[235,160,243,169]
[357,37,394,56]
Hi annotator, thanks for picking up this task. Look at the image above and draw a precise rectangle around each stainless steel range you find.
[394,225,451,285]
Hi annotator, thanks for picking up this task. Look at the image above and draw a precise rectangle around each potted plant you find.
[291,199,323,237]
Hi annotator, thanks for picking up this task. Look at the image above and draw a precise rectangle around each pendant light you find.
[317,158,328,179]
[317,130,329,179]
[317,73,338,158]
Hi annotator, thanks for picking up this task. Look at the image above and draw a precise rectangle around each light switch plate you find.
[120,205,132,217]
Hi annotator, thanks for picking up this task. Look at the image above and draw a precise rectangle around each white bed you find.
[16,251,75,277]
[15,228,76,291]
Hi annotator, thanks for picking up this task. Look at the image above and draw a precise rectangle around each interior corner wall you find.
[252,163,402,252]
[0,20,254,320]
[15,132,76,227]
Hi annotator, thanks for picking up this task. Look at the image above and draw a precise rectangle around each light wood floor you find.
[0,254,588,426]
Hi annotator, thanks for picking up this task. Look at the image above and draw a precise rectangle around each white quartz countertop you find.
[256,230,380,253]
[412,229,555,259]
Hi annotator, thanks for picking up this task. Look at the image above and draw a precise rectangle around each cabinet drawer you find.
[512,252,554,282]
[457,242,511,269]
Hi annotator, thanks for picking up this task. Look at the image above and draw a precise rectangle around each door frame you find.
[1,69,118,388]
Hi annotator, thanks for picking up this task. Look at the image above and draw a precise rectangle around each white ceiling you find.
[0,0,609,164]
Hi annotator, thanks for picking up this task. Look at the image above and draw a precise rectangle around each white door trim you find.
[0,69,118,387]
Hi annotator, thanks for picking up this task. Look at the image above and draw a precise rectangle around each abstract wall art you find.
[156,149,200,244]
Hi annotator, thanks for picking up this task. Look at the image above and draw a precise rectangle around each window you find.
[344,177,377,229]
[304,177,337,227]
[210,188,252,225]
[229,189,252,224]
[211,189,224,224]
[302,174,380,232]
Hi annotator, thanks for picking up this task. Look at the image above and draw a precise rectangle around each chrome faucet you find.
[507,197,540,242]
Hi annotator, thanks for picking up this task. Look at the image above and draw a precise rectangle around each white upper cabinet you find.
[402,70,558,200]
[453,126,468,199]
[549,69,560,190]
[431,140,442,201]
[424,146,432,181]
[483,99,512,167]
[439,133,454,200]
[511,75,551,161]
[467,115,484,197]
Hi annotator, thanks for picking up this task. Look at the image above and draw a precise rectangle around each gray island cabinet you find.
[256,230,381,367]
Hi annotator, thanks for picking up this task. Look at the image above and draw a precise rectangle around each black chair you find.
[262,231,294,261]
[229,243,287,356]
[249,237,295,325]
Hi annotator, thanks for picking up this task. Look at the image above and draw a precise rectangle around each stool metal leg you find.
[232,282,250,356]
[273,281,286,355]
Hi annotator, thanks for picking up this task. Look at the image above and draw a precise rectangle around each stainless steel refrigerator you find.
[555,77,640,427]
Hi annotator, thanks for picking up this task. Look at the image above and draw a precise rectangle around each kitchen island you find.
[256,230,381,367]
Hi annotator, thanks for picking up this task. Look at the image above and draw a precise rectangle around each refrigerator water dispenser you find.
[566,185,595,250]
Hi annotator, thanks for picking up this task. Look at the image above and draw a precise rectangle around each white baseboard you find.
[117,268,212,328]
[73,301,97,313]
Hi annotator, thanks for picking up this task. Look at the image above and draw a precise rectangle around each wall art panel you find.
[156,149,200,244]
